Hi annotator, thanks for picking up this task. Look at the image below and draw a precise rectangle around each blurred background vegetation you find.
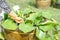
[6,0,60,23]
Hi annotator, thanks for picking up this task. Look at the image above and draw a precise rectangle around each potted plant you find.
[2,19,21,40]
[1,7,36,40]
[51,0,57,6]
[36,0,51,8]
[55,0,60,8]
[1,6,60,40]
[51,0,60,8]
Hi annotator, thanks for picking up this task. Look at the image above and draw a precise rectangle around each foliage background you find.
[6,0,60,23]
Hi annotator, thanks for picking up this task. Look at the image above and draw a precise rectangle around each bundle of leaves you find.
[2,7,60,40]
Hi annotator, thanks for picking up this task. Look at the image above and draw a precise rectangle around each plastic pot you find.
[36,0,51,8]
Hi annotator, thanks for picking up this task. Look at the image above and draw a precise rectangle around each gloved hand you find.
[9,11,23,23]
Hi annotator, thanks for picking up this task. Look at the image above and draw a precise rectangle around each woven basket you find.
[4,29,35,40]
[36,0,51,8]
[4,29,20,40]
[19,31,35,40]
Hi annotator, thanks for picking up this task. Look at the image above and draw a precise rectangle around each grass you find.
[6,0,60,23]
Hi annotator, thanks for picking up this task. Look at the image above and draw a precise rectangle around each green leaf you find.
[19,23,35,33]
[58,31,60,40]
[40,20,58,25]
[26,12,42,22]
[36,29,53,40]
[42,11,52,19]
[25,20,33,24]
[57,0,60,3]
[36,28,40,39]
[2,19,18,30]
[36,29,46,40]
[34,20,40,26]
[26,13,36,22]
[0,32,4,40]
[48,30,54,36]
[48,30,57,40]
[54,34,60,40]
[39,24,54,31]
[19,11,23,18]
[4,12,8,20]
[22,8,32,14]
[56,25,60,30]
[41,37,53,40]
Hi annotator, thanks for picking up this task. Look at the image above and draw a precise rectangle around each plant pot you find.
[4,29,35,40]
[19,30,35,40]
[55,2,60,9]
[36,0,51,8]
[4,29,20,40]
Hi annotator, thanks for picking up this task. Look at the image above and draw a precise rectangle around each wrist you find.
[9,11,17,17]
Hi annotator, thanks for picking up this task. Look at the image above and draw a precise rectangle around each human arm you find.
[0,0,23,23]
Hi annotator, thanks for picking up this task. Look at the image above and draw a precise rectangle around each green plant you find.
[0,32,4,40]
[51,0,57,6]
[57,0,60,3]
[1,6,60,40]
